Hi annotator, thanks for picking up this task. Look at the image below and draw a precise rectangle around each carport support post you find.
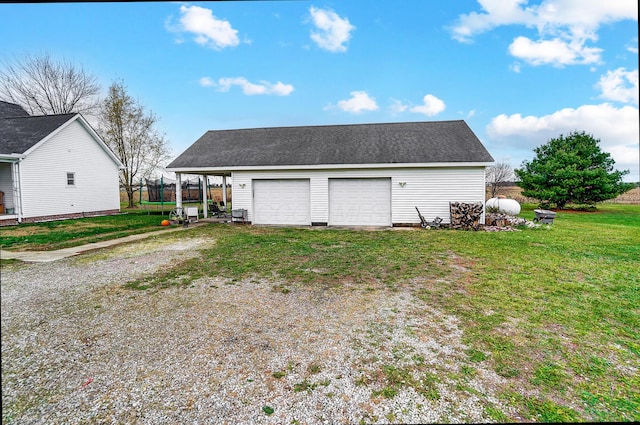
[202,175,208,218]
[222,175,228,211]
[176,173,183,215]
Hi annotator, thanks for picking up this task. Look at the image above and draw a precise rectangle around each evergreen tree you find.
[515,131,632,209]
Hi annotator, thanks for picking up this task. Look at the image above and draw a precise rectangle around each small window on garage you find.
[66,172,75,186]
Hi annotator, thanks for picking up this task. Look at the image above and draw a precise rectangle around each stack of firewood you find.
[485,212,511,227]
[449,202,484,230]
[485,212,528,227]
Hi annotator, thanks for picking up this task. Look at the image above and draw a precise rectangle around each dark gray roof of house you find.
[167,120,494,169]
[0,101,29,118]
[0,113,76,155]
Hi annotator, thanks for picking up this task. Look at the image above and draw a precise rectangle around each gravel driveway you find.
[2,235,513,424]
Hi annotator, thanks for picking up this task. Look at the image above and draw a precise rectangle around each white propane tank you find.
[486,197,521,215]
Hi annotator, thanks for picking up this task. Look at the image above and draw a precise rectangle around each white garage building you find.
[166,121,494,227]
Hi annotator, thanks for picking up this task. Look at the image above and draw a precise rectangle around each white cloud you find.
[451,0,638,67]
[174,5,240,50]
[535,0,637,29]
[308,7,355,52]
[389,99,408,115]
[199,77,215,87]
[334,91,378,113]
[595,68,639,105]
[410,94,446,117]
[450,0,534,42]
[508,35,603,66]
[453,0,637,41]
[269,81,295,96]
[486,103,639,178]
[201,77,294,96]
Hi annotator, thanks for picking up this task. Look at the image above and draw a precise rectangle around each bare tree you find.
[98,80,171,208]
[486,161,514,198]
[0,53,100,116]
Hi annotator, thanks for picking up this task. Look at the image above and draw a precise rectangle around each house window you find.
[67,172,75,186]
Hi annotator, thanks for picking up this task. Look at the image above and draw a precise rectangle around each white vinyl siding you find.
[253,179,310,225]
[329,178,391,226]
[18,119,121,219]
[392,167,486,223]
[231,167,486,226]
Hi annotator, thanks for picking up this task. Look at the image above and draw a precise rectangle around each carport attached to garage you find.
[253,179,311,225]
[329,178,391,226]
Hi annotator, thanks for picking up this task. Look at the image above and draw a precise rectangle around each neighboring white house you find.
[166,121,494,227]
[0,101,123,226]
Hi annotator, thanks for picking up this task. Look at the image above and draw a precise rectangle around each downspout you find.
[482,166,487,224]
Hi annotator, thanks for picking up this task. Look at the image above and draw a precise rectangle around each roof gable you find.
[167,120,494,169]
[0,112,123,168]
[0,113,76,155]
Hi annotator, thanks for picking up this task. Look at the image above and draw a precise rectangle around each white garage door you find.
[329,178,391,226]
[253,179,310,225]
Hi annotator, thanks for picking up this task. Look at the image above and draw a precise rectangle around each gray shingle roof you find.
[0,114,76,155]
[0,101,29,118]
[167,120,494,169]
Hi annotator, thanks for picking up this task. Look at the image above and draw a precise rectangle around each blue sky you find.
[1,1,638,181]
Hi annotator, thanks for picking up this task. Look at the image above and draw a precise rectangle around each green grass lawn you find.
[125,203,639,422]
[0,211,174,251]
[2,203,638,421]
[0,201,209,252]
